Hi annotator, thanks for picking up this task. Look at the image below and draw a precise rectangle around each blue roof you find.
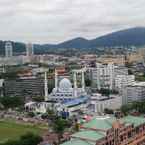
[62,96,89,107]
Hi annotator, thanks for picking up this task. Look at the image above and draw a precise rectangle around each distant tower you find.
[5,41,13,58]
[26,43,34,57]
[44,71,48,101]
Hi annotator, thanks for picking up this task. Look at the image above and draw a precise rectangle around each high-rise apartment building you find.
[123,82,145,104]
[5,41,13,58]
[91,63,115,90]
[26,43,34,57]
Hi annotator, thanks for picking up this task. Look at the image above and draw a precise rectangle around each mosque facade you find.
[48,69,88,103]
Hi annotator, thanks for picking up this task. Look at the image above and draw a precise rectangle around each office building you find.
[4,76,44,99]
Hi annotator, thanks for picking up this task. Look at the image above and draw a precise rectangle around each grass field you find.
[0,119,46,143]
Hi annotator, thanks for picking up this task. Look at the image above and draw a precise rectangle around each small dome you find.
[59,78,72,91]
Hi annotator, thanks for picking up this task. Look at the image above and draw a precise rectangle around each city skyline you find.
[0,0,145,43]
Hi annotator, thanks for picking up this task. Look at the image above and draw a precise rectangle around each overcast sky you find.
[0,0,145,43]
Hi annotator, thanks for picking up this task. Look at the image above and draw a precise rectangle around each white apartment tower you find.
[5,41,13,58]
[92,63,115,90]
[26,43,34,57]
[123,82,145,105]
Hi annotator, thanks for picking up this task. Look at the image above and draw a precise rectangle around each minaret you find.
[82,71,85,91]
[55,69,58,90]
[73,71,77,97]
[44,71,48,101]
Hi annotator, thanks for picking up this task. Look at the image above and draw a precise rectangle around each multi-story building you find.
[0,79,4,97]
[61,115,145,145]
[91,63,130,91]
[123,82,145,104]
[90,93,122,113]
[97,55,126,66]
[26,43,34,57]
[80,54,97,67]
[114,66,128,76]
[0,55,26,66]
[3,76,45,99]
[115,75,135,90]
[91,63,115,90]
[5,41,13,58]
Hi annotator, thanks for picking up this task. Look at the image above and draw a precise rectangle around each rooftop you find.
[71,130,105,142]
[82,116,114,131]
[63,96,89,107]
[61,139,95,145]
[130,81,145,87]
[61,115,145,145]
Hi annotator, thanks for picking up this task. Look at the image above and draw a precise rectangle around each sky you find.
[0,0,145,43]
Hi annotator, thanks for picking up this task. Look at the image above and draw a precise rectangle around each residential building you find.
[90,93,121,113]
[91,63,130,91]
[5,41,13,58]
[123,82,145,104]
[115,75,135,90]
[114,66,128,76]
[97,55,126,66]
[61,115,145,145]
[91,63,115,90]
[26,43,34,57]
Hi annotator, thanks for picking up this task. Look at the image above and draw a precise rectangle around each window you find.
[128,132,132,138]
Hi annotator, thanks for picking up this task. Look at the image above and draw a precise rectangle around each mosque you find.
[25,68,90,117]
[48,69,88,102]
[47,69,90,117]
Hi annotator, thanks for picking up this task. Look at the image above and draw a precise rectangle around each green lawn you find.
[0,119,46,143]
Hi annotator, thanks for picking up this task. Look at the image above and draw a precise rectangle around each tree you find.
[0,96,24,109]
[52,117,68,144]
[27,112,35,118]
[104,108,114,114]
[20,133,43,145]
[99,89,111,97]
[47,107,56,119]
[32,96,44,102]
[85,78,91,87]
[120,104,132,115]
[0,133,42,145]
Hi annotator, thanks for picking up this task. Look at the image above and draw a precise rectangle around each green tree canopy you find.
[0,96,24,109]
[0,133,42,145]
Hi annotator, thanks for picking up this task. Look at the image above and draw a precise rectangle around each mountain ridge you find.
[39,27,145,49]
[0,27,145,55]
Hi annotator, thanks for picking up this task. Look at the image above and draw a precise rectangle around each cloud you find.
[0,0,145,43]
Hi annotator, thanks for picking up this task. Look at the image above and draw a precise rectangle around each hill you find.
[40,27,145,49]
[1,27,145,55]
